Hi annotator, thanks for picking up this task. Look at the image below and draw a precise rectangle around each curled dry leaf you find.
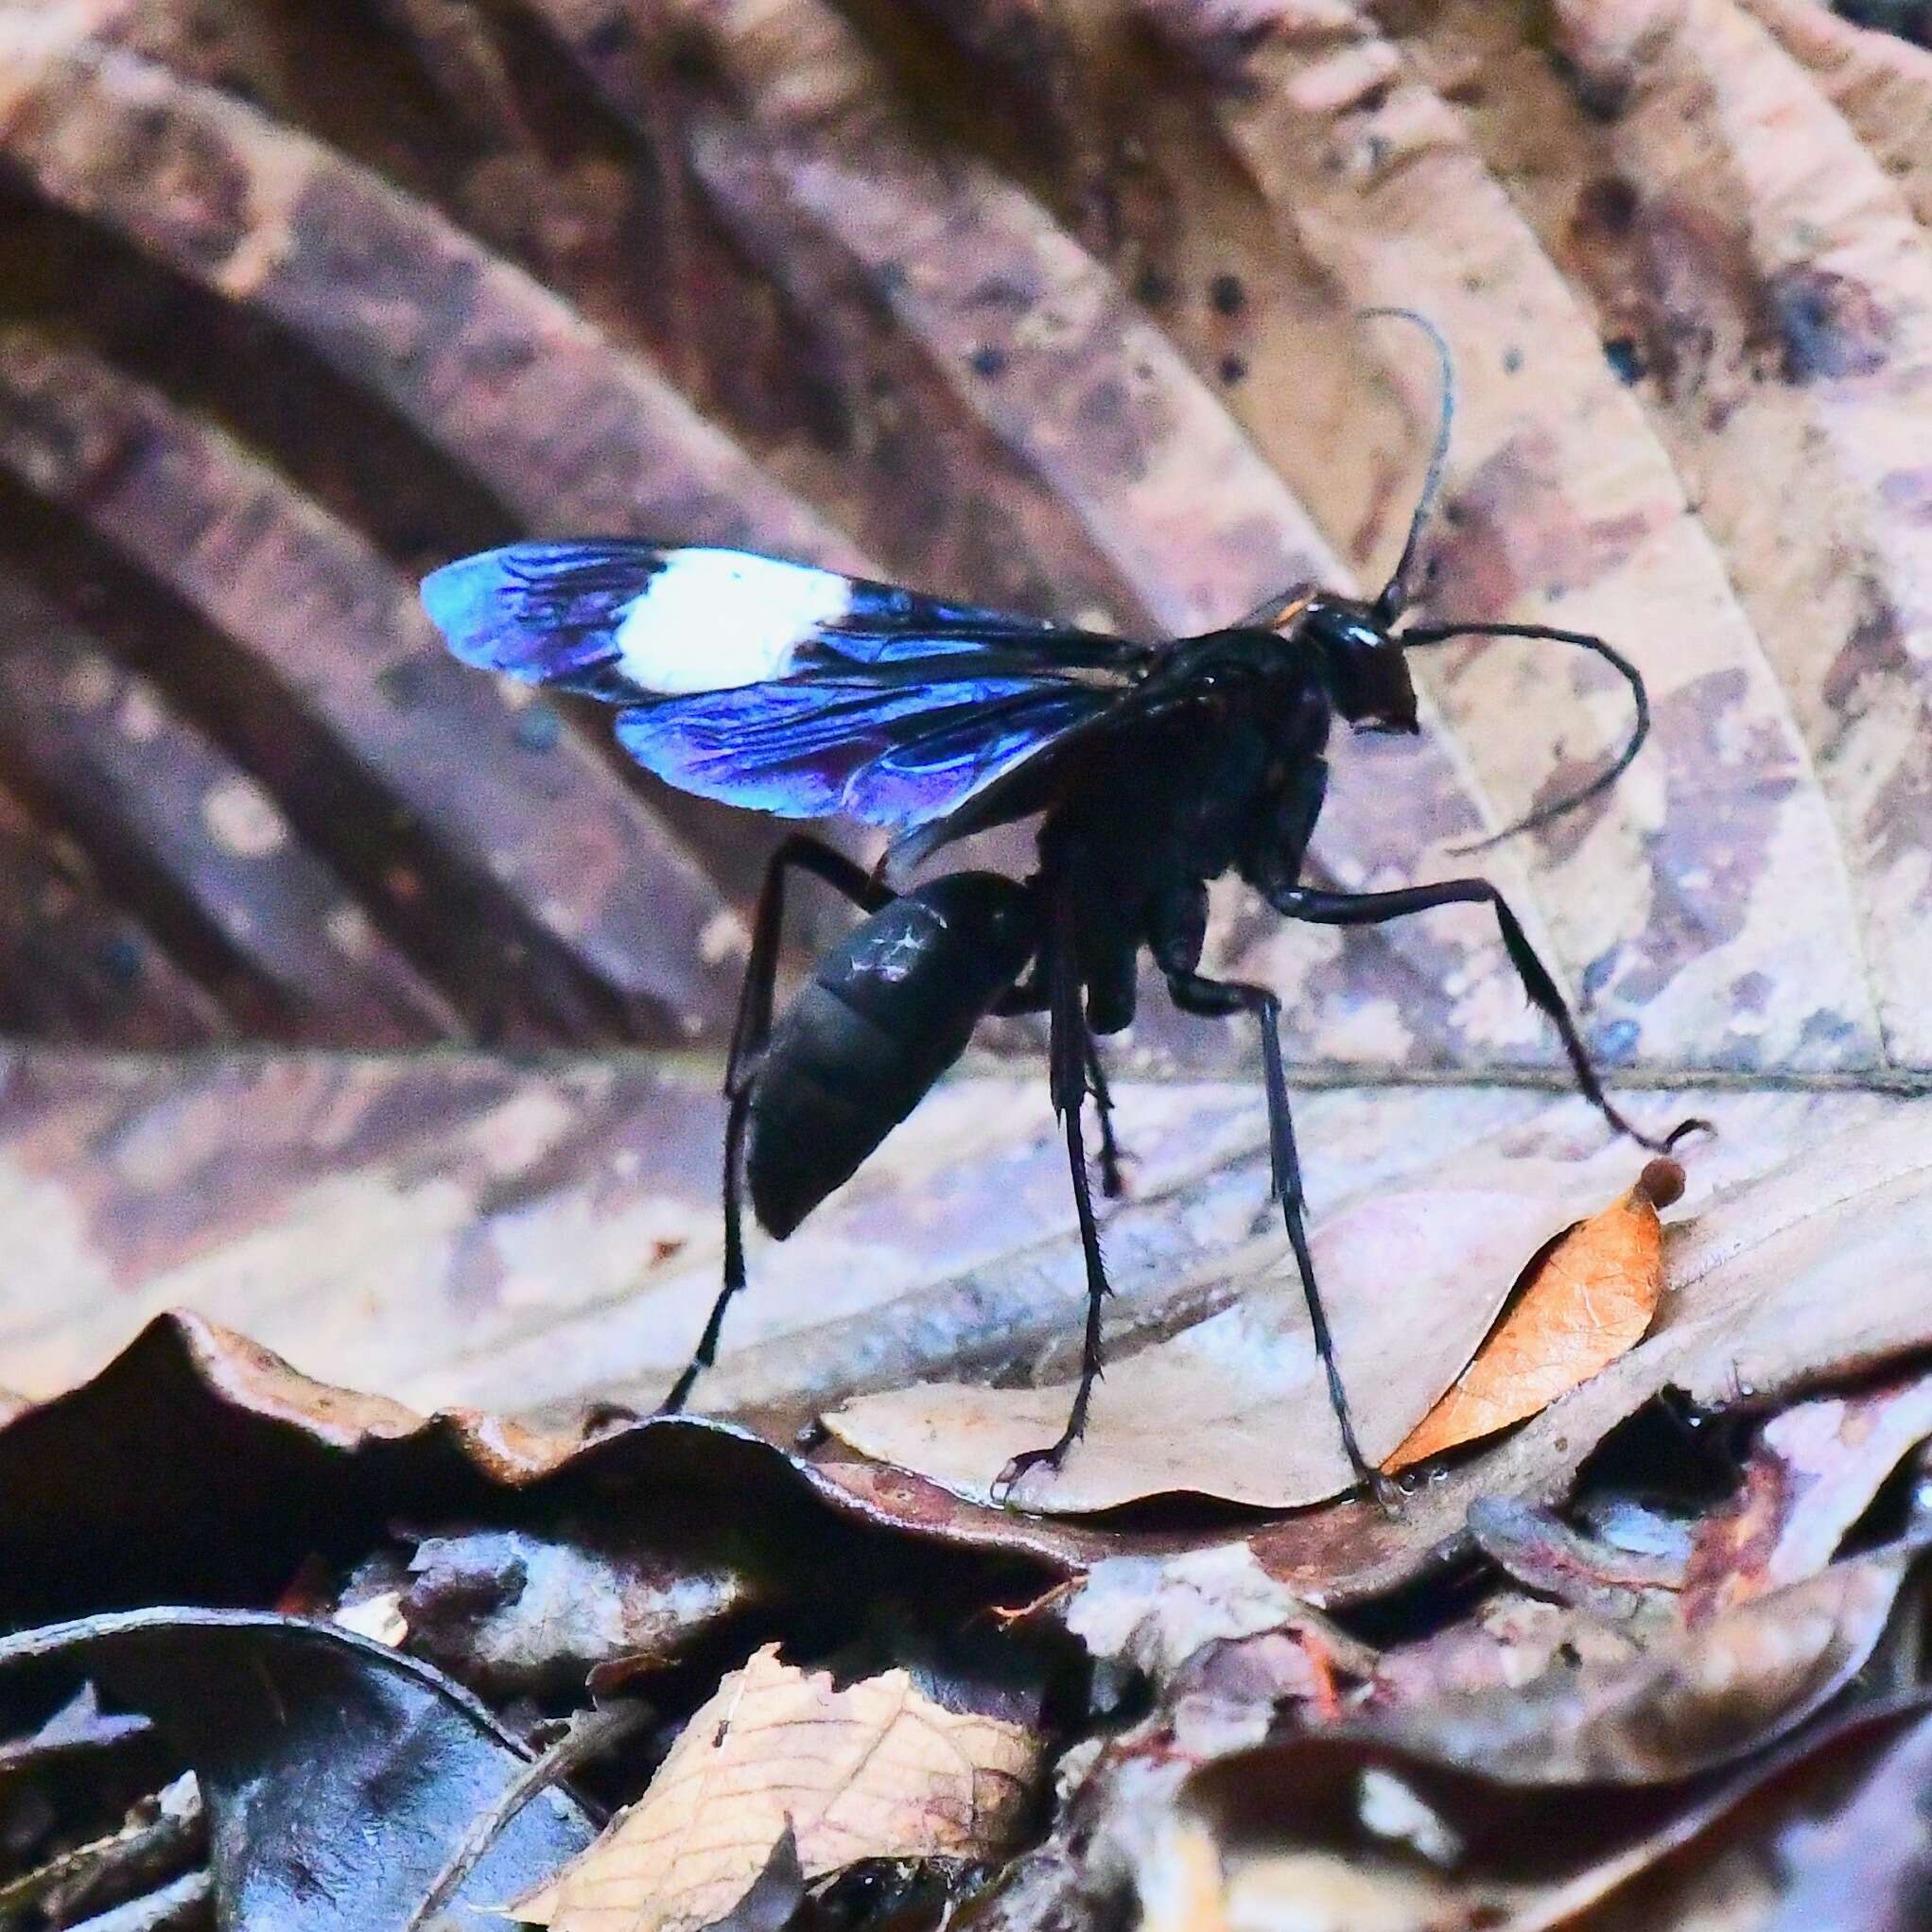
[515,1643,1040,1932]
[1387,1157,1681,1471]
[0,1311,1074,1634]
[1347,1550,1908,1787]
[825,1184,1600,1511]
[1680,1367,1932,1625]
[1466,1497,1683,1623]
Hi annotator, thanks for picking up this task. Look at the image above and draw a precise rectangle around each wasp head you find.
[1296,594,1419,735]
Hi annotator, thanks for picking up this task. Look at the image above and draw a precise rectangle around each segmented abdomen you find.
[747,871,1038,1238]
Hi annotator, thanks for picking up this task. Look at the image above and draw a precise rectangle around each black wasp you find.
[423,320,1681,1503]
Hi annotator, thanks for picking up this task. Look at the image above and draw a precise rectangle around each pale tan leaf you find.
[515,1644,1040,1932]
[823,1184,1599,1510]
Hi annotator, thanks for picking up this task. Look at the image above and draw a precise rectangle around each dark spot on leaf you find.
[1826,576,1913,714]
[1134,264,1175,306]
[1574,177,1640,239]
[1218,354,1248,386]
[96,936,143,987]
[1767,266,1894,383]
[1209,272,1246,316]
[1543,48,1631,120]
[377,660,430,710]
[969,345,1009,379]
[583,10,634,61]
[1879,465,1932,524]
[1602,336,1646,385]
[1593,1018,1639,1063]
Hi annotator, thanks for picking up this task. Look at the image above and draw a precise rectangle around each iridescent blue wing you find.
[420,540,1144,695]
[421,539,1150,840]
[613,676,1109,827]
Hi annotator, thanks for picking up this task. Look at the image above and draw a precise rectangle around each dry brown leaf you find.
[1058,1541,1377,1688]
[1680,1367,1932,1624]
[824,1183,1601,1511]
[1385,1157,1682,1471]
[515,1644,1040,1932]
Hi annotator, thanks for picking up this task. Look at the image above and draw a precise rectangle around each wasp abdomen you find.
[747,871,1038,1239]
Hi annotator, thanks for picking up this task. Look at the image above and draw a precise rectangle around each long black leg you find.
[661,835,896,1415]
[1166,968,1388,1500]
[1271,880,1683,1152]
[995,889,1112,1499]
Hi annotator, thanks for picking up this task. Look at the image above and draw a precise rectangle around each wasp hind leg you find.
[661,835,896,1417]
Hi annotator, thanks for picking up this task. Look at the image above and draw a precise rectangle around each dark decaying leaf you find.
[0,1311,1074,1633]
[0,1609,598,1932]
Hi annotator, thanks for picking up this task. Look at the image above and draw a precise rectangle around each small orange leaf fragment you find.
[1384,1159,1681,1472]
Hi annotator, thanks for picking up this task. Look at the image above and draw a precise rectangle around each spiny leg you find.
[995,892,1112,1500]
[1085,1033,1124,1199]
[1271,881,1698,1152]
[996,968,1125,1200]
[661,834,896,1416]
[1166,969,1389,1502]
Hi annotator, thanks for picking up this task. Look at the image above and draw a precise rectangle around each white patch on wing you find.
[612,548,853,694]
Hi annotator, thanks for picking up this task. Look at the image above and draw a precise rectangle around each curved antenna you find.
[1363,307,1456,623]
[1399,619,1648,851]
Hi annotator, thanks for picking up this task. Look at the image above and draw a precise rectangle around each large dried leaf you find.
[0,0,1925,1610]
[0,0,1914,1079]
[824,1183,1597,1510]
[516,1643,1040,1932]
